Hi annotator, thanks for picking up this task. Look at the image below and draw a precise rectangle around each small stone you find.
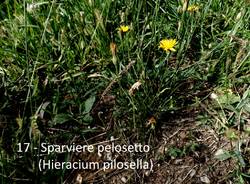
[210,93,218,100]
[189,169,196,177]
[200,175,210,183]
[121,176,127,183]
[76,174,83,184]
[144,170,150,177]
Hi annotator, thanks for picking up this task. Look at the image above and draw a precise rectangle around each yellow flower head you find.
[118,25,129,33]
[159,39,177,52]
[187,5,199,12]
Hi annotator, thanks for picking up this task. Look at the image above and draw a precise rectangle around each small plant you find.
[0,0,249,183]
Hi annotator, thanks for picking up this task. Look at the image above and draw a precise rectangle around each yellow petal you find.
[119,25,129,32]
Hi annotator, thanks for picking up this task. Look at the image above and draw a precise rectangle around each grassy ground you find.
[0,0,250,183]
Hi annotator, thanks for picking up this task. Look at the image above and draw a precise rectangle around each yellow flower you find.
[118,25,129,33]
[187,5,199,12]
[159,39,177,52]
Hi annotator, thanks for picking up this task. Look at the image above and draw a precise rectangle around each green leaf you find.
[244,103,250,113]
[53,113,72,125]
[83,114,93,123]
[214,149,232,161]
[84,96,96,113]
[217,93,240,105]
[242,89,250,100]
